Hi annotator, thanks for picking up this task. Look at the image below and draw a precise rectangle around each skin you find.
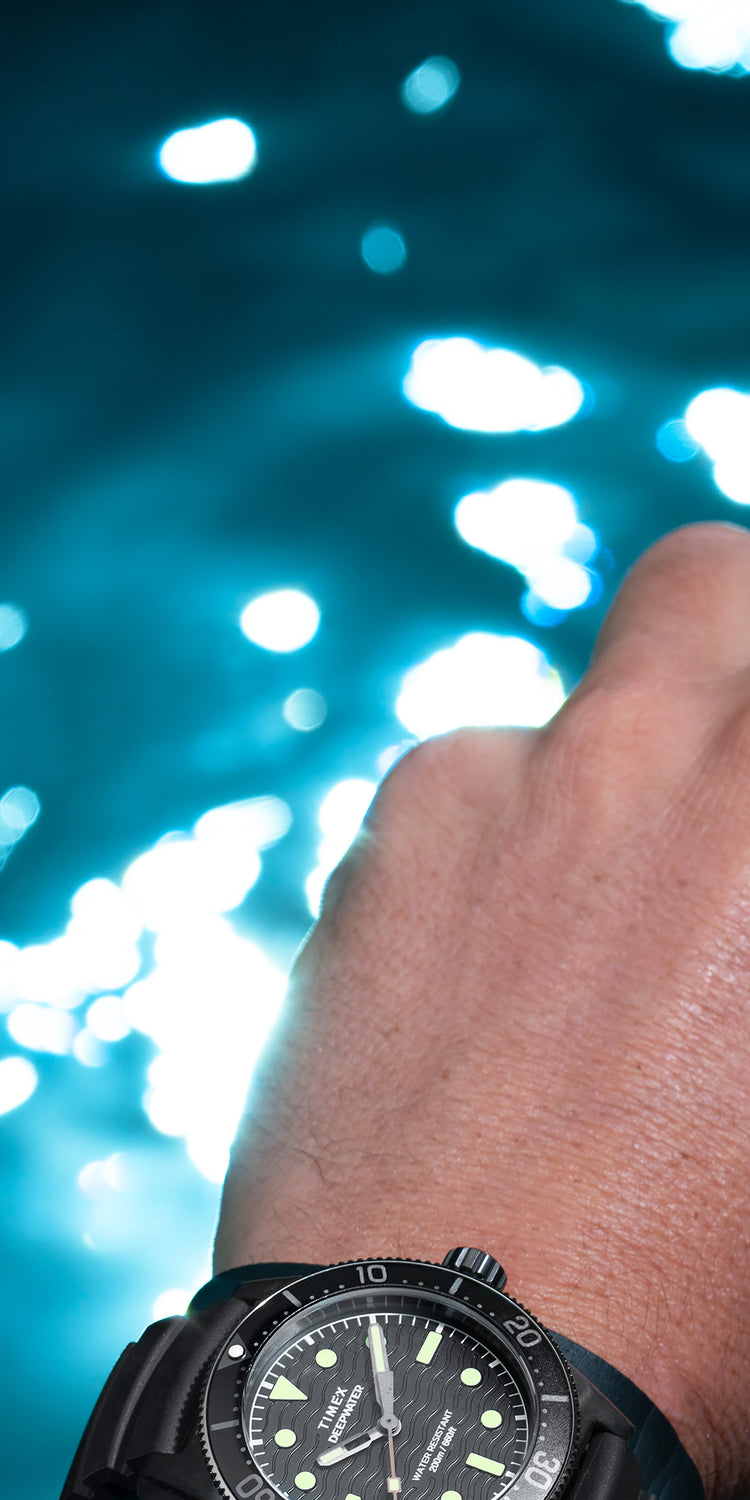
[215,521,750,1500]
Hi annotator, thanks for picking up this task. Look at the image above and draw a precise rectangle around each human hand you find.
[216,522,750,1499]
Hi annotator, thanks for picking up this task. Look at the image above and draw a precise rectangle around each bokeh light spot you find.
[158,118,257,184]
[403,338,585,433]
[283,689,327,732]
[684,385,750,504]
[0,1056,38,1115]
[72,1030,109,1068]
[86,994,132,1043]
[0,603,28,652]
[619,1,750,75]
[454,478,597,615]
[240,589,320,652]
[194,795,292,850]
[361,223,407,275]
[122,835,261,932]
[656,418,700,462]
[77,1153,127,1198]
[0,786,41,847]
[396,634,565,740]
[401,56,461,113]
[6,1003,75,1054]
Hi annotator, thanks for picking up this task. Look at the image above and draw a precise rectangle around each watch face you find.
[203,1260,576,1500]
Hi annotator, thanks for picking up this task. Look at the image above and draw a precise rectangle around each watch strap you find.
[550,1332,705,1500]
[60,1300,245,1499]
[187,1262,321,1313]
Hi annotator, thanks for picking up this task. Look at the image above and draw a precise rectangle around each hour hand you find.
[316,1427,384,1467]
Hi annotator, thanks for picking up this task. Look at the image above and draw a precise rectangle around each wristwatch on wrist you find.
[60,1248,705,1500]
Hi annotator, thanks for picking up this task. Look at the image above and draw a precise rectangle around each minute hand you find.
[368,1322,397,1431]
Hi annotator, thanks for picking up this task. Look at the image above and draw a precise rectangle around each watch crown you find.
[442,1247,507,1290]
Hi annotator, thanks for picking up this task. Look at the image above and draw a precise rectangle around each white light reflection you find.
[158,118,257,184]
[86,994,132,1043]
[454,478,596,612]
[0,941,19,1012]
[0,788,292,1177]
[0,1055,38,1115]
[66,877,143,994]
[122,835,261,932]
[684,385,750,504]
[396,634,565,741]
[6,1003,75,1054]
[403,338,586,433]
[401,56,461,113]
[0,604,27,651]
[619,1,750,74]
[194,795,292,849]
[305,779,378,919]
[240,589,320,652]
[152,1288,189,1320]
[128,915,288,1181]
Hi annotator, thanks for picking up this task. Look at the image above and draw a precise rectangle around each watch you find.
[59,1248,705,1500]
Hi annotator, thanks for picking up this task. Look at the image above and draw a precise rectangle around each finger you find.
[589,521,750,685]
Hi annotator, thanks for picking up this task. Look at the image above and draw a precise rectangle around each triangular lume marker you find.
[270,1375,308,1401]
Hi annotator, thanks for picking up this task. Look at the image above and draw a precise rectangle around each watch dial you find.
[240,1288,536,1500]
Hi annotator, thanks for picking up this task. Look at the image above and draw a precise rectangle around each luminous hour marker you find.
[270,1376,308,1401]
[461,1368,482,1386]
[467,1455,506,1477]
[316,1349,337,1368]
[442,1491,462,1500]
[345,1494,361,1500]
[275,1429,297,1448]
[480,1410,503,1429]
[295,1474,316,1490]
[416,1330,442,1365]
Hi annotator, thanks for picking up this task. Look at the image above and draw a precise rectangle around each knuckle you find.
[543,678,674,790]
[374,727,529,825]
[639,520,750,568]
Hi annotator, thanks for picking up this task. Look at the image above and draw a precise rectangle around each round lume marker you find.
[481,1409,503,1429]
[295,1474,316,1491]
[228,1343,245,1359]
[275,1430,297,1448]
[316,1349,337,1367]
[441,1491,463,1500]
[461,1367,482,1386]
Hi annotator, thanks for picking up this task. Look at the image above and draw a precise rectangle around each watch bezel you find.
[201,1257,578,1500]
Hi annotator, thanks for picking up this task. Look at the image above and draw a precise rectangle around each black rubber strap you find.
[550,1333,705,1500]
[60,1301,246,1499]
[187,1263,320,1313]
